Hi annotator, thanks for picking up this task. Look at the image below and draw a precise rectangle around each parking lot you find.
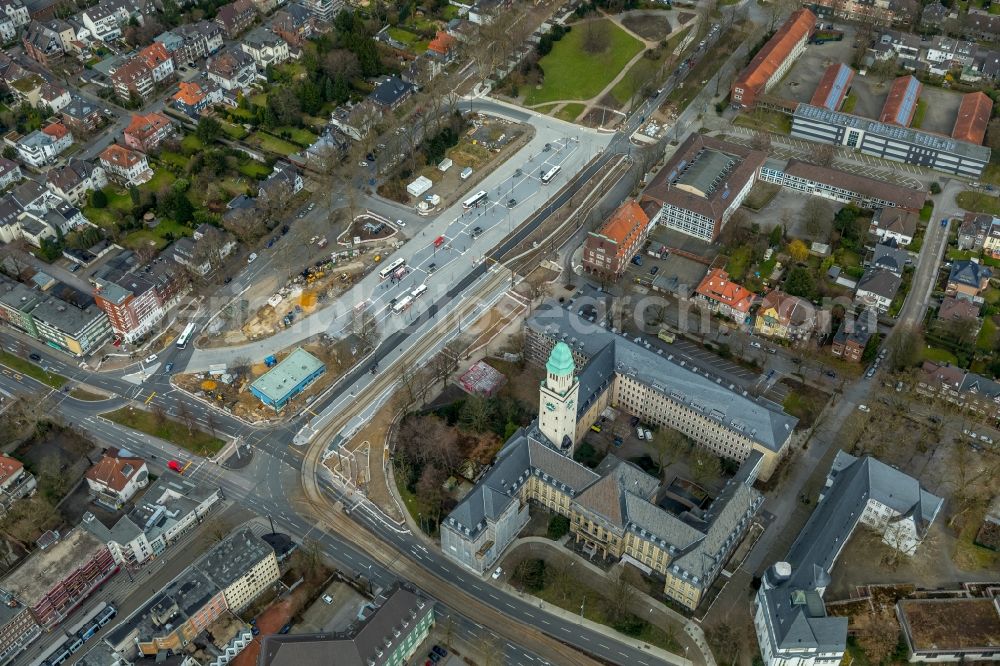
[771,23,859,106]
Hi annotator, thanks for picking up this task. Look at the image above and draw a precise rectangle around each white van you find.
[636,427,645,440]
[460,166,473,180]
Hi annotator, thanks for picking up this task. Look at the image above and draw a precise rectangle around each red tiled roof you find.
[733,9,815,95]
[139,42,171,68]
[41,122,68,139]
[112,57,152,85]
[0,456,23,486]
[100,143,143,168]
[427,30,456,55]
[759,290,812,326]
[952,91,993,145]
[125,112,171,140]
[174,82,205,106]
[593,201,649,259]
[809,63,854,110]
[85,451,145,492]
[695,269,755,313]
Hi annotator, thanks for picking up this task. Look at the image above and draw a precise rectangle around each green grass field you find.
[251,132,300,156]
[0,350,67,389]
[103,406,225,456]
[180,134,204,154]
[387,26,429,52]
[525,19,643,106]
[554,103,585,122]
[123,218,191,251]
[922,346,959,365]
[610,28,690,107]
[276,125,318,146]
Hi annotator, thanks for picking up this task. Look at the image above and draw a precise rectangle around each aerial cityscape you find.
[0,0,995,663]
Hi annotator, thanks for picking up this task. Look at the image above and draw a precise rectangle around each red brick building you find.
[731,9,815,108]
[582,201,652,279]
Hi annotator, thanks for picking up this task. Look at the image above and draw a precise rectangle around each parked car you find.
[144,354,158,364]
[396,219,406,227]
[650,266,659,275]
[491,567,502,579]
[636,427,645,440]
[322,594,334,604]
[857,404,870,412]
[643,428,652,440]
[750,341,762,348]
[433,646,448,658]
[247,252,257,263]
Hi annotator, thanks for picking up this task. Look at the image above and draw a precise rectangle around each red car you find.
[167,460,183,474]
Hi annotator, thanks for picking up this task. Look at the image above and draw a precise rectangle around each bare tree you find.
[607,566,639,624]
[750,130,772,152]
[350,303,379,353]
[650,429,688,479]
[801,197,832,238]
[176,401,196,435]
[582,20,612,54]
[853,607,901,664]
[806,142,836,167]
[691,448,722,486]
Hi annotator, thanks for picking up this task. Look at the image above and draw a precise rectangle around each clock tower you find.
[538,342,579,452]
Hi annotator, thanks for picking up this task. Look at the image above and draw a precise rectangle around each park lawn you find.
[554,103,585,122]
[250,132,299,156]
[0,350,67,389]
[180,134,204,154]
[103,406,225,456]
[249,93,268,108]
[922,346,959,365]
[277,125,318,145]
[957,191,1000,216]
[610,49,667,106]
[525,19,644,105]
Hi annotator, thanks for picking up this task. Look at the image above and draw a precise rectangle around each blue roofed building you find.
[810,63,854,111]
[249,347,325,411]
[369,75,414,110]
[879,75,922,126]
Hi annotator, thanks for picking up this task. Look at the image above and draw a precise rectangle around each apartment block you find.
[582,201,653,279]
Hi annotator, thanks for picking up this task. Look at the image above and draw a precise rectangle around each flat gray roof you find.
[250,347,325,402]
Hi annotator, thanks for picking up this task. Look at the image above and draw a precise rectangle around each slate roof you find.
[938,295,981,322]
[757,452,942,657]
[873,207,918,237]
[949,260,992,289]
[871,240,910,275]
[370,75,414,107]
[857,267,902,300]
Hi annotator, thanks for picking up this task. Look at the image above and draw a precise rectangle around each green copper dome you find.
[546,342,575,377]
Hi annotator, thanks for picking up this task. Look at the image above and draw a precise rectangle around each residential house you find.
[8,123,72,167]
[123,112,174,153]
[0,13,15,41]
[330,100,380,141]
[936,295,982,337]
[871,207,917,246]
[0,0,30,28]
[250,0,283,14]
[426,30,457,63]
[42,18,75,52]
[468,0,507,24]
[297,0,341,22]
[0,157,22,190]
[693,268,755,323]
[240,27,289,68]
[870,239,909,275]
[207,47,257,91]
[855,267,902,313]
[138,41,174,84]
[61,96,103,134]
[947,260,992,302]
[258,160,302,198]
[37,83,69,113]
[6,72,44,107]
[582,200,652,279]
[920,1,947,28]
[81,3,120,41]
[0,454,37,514]
[21,20,61,64]
[964,11,1000,43]
[983,218,1000,258]
[754,290,815,340]
[172,20,224,63]
[268,4,315,47]
[915,360,1000,420]
[831,309,876,362]
[168,223,236,276]
[85,448,148,509]
[9,179,53,214]
[924,36,977,75]
[171,80,221,118]
[958,212,995,250]
[45,159,106,205]
[110,57,154,101]
[369,75,414,110]
[99,144,152,186]
[214,0,256,38]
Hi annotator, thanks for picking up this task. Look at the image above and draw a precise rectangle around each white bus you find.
[541,165,561,184]
[392,295,413,314]
[176,322,195,349]
[462,190,488,210]
[411,284,427,298]
[378,257,405,280]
